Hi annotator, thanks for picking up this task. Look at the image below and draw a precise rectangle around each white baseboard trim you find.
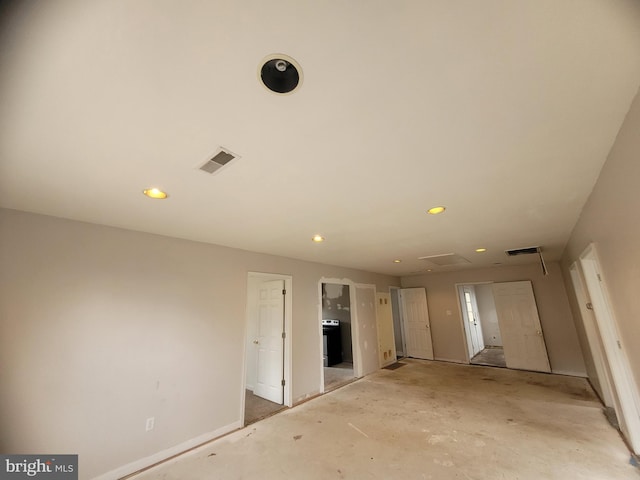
[552,369,587,378]
[294,390,320,405]
[434,357,466,364]
[92,420,242,480]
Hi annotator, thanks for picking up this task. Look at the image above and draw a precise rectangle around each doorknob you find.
[253,340,259,344]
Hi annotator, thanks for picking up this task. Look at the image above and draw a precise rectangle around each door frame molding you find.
[389,286,407,358]
[242,272,293,426]
[579,244,640,453]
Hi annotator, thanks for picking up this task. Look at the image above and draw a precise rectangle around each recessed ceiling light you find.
[427,206,446,215]
[312,234,324,243]
[475,248,487,253]
[143,188,168,199]
[259,54,303,94]
[393,259,402,263]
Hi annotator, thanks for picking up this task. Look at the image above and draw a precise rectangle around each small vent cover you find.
[199,148,239,175]
[505,246,539,256]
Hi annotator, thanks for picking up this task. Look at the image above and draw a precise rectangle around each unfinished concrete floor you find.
[133,360,638,480]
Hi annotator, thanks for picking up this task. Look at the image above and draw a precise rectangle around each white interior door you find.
[376,292,397,367]
[254,279,285,404]
[580,245,640,454]
[492,281,550,373]
[569,262,615,407]
[400,288,434,360]
[459,285,485,358]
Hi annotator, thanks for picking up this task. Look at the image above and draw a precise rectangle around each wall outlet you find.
[145,417,155,432]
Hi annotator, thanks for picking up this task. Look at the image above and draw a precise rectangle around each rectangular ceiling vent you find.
[198,147,239,175]
[505,246,540,256]
[505,246,548,276]
[417,253,471,266]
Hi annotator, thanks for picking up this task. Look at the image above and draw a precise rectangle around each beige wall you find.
[475,284,502,347]
[354,285,379,377]
[401,263,586,375]
[0,209,399,479]
[562,86,640,391]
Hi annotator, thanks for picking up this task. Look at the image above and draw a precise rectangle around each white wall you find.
[562,85,640,394]
[0,209,399,479]
[475,284,502,347]
[401,263,586,376]
[244,275,262,391]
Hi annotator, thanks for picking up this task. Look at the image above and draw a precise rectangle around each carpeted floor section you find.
[324,362,354,391]
[471,346,506,367]
[244,390,285,425]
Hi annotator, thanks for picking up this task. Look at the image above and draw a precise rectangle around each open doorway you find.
[321,282,355,392]
[458,281,551,373]
[243,272,292,425]
[457,284,506,368]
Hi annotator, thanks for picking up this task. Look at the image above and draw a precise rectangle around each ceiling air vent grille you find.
[505,246,539,256]
[505,246,548,276]
[198,148,239,175]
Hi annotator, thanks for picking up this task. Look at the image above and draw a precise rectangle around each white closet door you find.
[492,281,550,373]
[400,288,434,360]
[254,280,285,403]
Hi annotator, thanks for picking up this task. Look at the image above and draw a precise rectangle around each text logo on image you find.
[1,455,77,479]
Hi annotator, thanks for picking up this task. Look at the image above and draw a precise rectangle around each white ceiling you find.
[1,0,640,276]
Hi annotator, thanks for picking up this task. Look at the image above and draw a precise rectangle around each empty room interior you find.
[1,2,640,479]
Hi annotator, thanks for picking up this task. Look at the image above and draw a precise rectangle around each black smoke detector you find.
[259,54,302,94]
